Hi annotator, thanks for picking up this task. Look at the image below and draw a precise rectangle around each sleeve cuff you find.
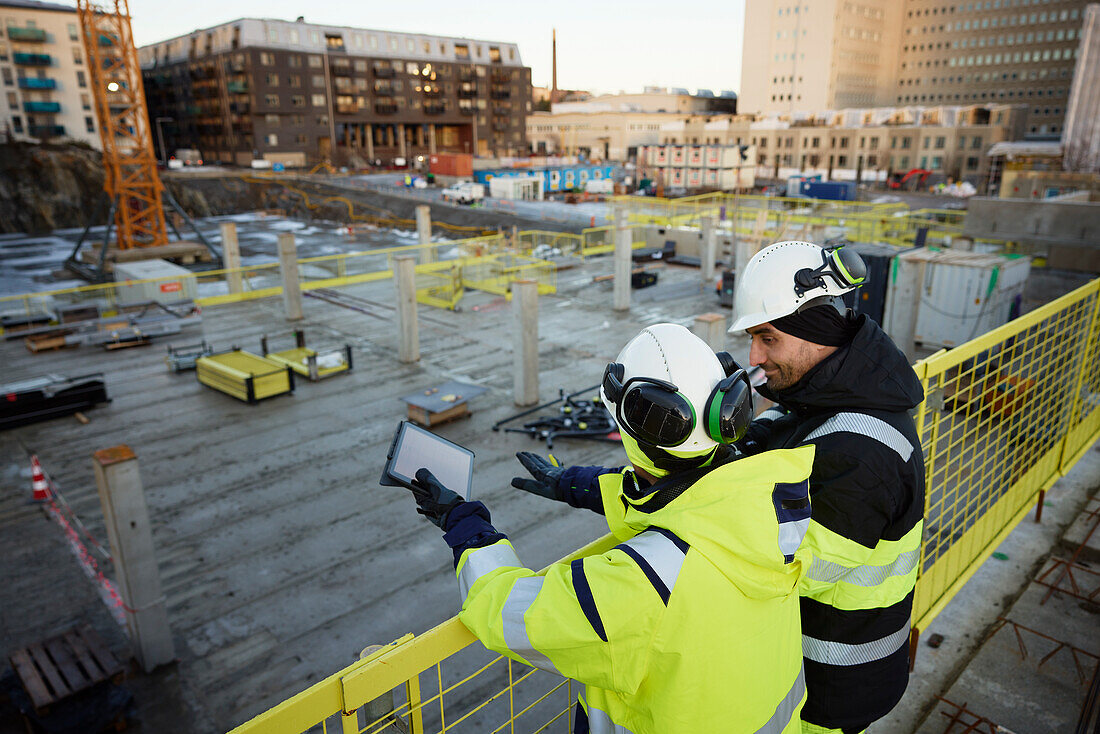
[443,501,507,567]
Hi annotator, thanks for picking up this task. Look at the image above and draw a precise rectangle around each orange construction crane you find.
[66,0,217,280]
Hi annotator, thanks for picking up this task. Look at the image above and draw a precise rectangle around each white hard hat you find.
[601,323,751,457]
[728,241,867,333]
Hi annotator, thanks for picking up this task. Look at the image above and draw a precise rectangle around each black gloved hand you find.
[510,451,565,502]
[409,468,465,529]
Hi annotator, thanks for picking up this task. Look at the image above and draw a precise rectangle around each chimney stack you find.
[551,28,559,103]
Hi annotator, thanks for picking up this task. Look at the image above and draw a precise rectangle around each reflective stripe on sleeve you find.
[586,703,635,734]
[755,666,805,734]
[759,408,785,422]
[616,529,688,605]
[803,412,914,462]
[778,518,811,560]
[802,621,910,667]
[805,548,920,587]
[501,577,561,674]
[457,542,521,603]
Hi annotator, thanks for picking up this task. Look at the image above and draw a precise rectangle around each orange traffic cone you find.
[31,455,50,502]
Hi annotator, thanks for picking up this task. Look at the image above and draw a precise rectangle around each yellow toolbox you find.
[195,349,294,404]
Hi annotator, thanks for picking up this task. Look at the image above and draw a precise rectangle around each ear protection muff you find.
[702,365,754,444]
[716,351,737,377]
[602,362,626,403]
[794,246,867,298]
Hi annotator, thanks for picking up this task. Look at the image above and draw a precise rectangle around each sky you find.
[127,0,747,97]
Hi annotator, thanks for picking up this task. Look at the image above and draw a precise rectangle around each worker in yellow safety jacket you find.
[402,323,815,733]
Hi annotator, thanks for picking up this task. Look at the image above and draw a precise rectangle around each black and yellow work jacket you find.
[740,314,925,733]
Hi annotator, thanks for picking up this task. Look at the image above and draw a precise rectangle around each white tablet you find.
[380,421,475,499]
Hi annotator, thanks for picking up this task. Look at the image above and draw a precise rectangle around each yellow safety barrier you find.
[910,277,1100,632]
[227,277,1100,734]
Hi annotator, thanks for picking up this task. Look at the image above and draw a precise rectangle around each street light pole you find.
[154,116,172,166]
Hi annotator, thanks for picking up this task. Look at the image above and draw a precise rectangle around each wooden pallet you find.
[24,333,73,353]
[9,624,125,714]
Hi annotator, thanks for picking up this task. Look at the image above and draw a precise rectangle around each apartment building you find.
[741,0,1090,137]
[139,18,532,167]
[526,90,738,160]
[650,104,1026,186]
[0,0,100,147]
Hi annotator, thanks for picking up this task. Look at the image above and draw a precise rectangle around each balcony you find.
[229,101,250,114]
[30,125,65,138]
[336,104,359,114]
[458,105,476,116]
[489,90,511,100]
[23,101,60,113]
[492,122,510,132]
[490,71,511,84]
[227,81,248,94]
[18,77,56,90]
[374,101,397,115]
[457,86,478,99]
[373,85,394,97]
[7,27,46,42]
[424,102,446,115]
[13,52,51,66]
[331,62,352,76]
[372,66,395,79]
[458,70,476,82]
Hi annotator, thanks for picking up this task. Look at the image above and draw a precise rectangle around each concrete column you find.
[93,446,174,673]
[220,221,243,295]
[429,125,436,155]
[693,313,727,351]
[416,205,435,263]
[398,125,407,160]
[613,211,632,312]
[278,232,303,321]
[366,123,374,161]
[394,255,419,363]
[700,215,717,285]
[512,279,539,406]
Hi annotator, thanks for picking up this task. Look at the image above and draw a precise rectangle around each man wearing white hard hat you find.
[730,241,925,734]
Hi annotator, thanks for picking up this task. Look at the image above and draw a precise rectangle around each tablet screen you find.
[390,422,474,499]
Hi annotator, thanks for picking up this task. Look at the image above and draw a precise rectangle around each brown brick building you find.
[139,18,532,167]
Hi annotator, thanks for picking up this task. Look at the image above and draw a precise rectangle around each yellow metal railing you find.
[229,278,1100,734]
[0,236,519,324]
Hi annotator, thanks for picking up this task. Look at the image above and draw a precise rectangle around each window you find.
[308,55,322,68]
[85,116,94,132]
[6,91,16,109]
[935,136,945,149]
[81,93,90,110]
[812,136,820,147]
[311,93,325,106]
[73,47,82,64]
[11,115,21,132]
[966,156,979,169]
[407,38,415,52]
[288,55,302,68]
[901,137,911,149]
[454,43,469,59]
[291,94,305,107]
[268,28,279,43]
[312,75,324,87]
[0,67,9,86]
[77,70,86,88]
[265,114,280,125]
[406,62,419,75]
[265,133,277,145]
[289,75,301,88]
[326,34,344,50]
[266,73,279,86]
[260,52,275,65]
[971,136,982,150]
[489,46,501,62]
[67,23,78,41]
[290,29,300,44]
[931,156,943,169]
[265,93,279,106]
[295,133,307,144]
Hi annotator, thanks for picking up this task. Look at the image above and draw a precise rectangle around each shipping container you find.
[429,153,473,178]
[113,259,197,305]
[788,174,823,197]
[799,180,856,200]
[886,249,1031,349]
[840,243,911,325]
[688,146,704,166]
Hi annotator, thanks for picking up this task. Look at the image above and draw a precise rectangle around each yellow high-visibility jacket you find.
[456,446,815,734]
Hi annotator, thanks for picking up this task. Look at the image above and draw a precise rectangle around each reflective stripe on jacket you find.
[457,446,816,734]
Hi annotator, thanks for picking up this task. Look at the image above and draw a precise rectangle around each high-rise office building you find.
[139,18,532,167]
[0,0,100,147]
[741,0,1090,138]
[1061,3,1100,169]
